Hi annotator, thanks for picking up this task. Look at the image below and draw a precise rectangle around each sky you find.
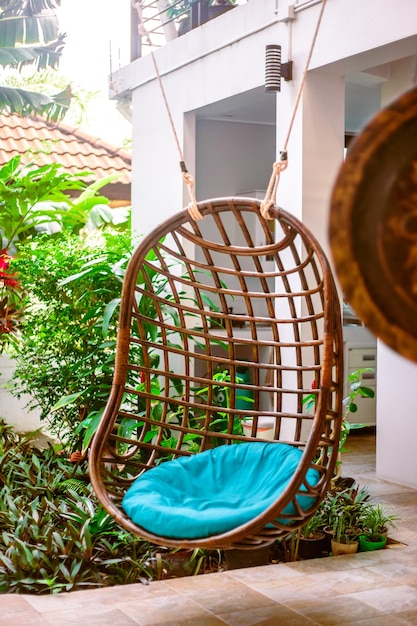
[57,0,132,146]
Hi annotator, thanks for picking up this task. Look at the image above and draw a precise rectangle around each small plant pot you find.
[323,525,334,551]
[177,15,191,36]
[331,539,359,556]
[298,531,328,560]
[359,534,387,552]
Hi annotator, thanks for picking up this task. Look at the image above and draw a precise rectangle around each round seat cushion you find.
[122,441,320,540]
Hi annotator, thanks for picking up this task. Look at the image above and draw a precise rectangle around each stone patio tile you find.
[285,594,386,625]
[349,584,417,614]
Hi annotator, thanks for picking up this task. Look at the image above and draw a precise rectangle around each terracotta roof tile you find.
[0,113,131,199]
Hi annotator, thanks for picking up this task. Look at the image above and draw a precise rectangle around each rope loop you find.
[260,159,288,219]
[183,172,203,220]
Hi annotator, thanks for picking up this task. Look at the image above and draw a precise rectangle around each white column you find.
[277,71,345,264]
[131,81,185,239]
[377,344,417,488]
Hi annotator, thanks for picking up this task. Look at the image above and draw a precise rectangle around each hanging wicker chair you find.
[89,197,343,550]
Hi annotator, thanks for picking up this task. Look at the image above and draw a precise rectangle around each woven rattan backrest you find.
[89,198,343,546]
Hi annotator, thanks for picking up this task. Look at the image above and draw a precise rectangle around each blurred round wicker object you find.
[329,86,417,363]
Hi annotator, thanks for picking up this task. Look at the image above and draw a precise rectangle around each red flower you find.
[0,249,9,272]
[0,249,20,289]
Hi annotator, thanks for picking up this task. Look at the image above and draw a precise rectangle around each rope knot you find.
[260,199,275,219]
[183,172,203,221]
[260,158,289,219]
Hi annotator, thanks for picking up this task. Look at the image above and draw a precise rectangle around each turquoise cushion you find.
[122,442,319,540]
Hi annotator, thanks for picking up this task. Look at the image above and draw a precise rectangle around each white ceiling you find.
[194,77,382,134]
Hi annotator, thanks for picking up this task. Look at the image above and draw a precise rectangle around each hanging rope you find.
[132,1,201,219]
[260,0,328,218]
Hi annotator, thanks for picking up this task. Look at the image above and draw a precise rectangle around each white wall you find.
[0,355,43,433]
[376,56,417,488]
[377,344,417,488]
[277,71,345,263]
[196,120,275,199]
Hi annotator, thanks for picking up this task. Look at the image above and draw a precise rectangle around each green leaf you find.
[0,84,70,121]
[52,391,85,410]
[81,408,105,451]
[358,386,375,398]
[102,298,121,337]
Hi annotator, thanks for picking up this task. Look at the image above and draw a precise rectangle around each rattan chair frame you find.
[89,198,343,549]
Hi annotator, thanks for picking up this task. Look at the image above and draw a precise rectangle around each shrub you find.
[0,421,155,594]
[8,230,133,449]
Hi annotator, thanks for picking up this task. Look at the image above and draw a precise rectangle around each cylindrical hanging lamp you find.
[265,44,282,92]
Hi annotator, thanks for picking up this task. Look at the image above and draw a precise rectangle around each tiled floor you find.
[2,430,417,625]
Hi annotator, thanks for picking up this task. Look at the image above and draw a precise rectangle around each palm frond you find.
[0,2,70,121]
[0,35,65,68]
[0,83,70,121]
[0,0,61,46]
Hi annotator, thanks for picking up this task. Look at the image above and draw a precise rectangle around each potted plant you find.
[297,509,328,560]
[359,503,399,551]
[331,507,361,555]
[333,368,375,485]
[166,0,192,35]
[166,0,236,36]
[319,484,369,555]
[206,0,236,21]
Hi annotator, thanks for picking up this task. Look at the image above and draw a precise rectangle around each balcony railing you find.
[130,0,246,60]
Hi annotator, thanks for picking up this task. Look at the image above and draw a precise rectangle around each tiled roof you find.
[0,112,131,201]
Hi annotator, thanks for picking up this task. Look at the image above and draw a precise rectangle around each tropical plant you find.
[320,484,369,545]
[0,156,88,349]
[0,155,87,253]
[332,506,361,545]
[334,368,375,483]
[0,420,155,593]
[0,154,130,351]
[8,228,133,449]
[195,368,253,440]
[341,368,375,446]
[166,0,236,19]
[0,0,71,121]
[360,503,398,542]
[299,508,326,539]
[153,547,222,578]
[3,65,98,127]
